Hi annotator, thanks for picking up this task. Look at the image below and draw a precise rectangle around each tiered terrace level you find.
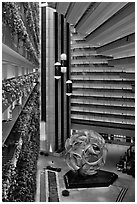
[71,28,135,139]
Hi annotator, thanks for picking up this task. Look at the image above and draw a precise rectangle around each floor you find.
[35,142,135,202]
[2,86,36,144]
[2,102,24,144]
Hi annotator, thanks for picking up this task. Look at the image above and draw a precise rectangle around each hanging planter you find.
[2,2,39,65]
[2,84,40,202]
[2,72,39,109]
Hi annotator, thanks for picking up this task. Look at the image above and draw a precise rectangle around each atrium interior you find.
[2,2,135,202]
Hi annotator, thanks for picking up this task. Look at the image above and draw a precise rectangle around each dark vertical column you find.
[66,22,71,138]
[55,12,58,151]
[61,14,64,52]
[61,14,64,148]
[66,22,70,80]
[41,7,46,121]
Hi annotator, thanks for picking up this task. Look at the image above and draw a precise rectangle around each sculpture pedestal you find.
[64,170,118,189]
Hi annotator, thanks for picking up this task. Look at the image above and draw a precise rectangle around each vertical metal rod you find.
[66,22,70,139]
[41,6,46,121]
[61,14,64,148]
[55,12,58,151]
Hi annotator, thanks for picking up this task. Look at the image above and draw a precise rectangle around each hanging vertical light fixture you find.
[54,62,61,79]
[61,53,67,73]
[66,80,72,96]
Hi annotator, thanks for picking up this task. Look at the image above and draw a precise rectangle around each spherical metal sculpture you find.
[65,130,108,176]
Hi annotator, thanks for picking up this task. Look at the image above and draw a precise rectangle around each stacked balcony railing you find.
[71,31,135,139]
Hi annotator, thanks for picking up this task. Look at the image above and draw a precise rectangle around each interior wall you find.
[46,7,55,152]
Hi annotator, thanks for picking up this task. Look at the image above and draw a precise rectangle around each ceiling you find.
[48,2,135,59]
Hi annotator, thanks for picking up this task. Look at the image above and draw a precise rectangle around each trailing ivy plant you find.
[2,2,39,65]
[2,84,40,202]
